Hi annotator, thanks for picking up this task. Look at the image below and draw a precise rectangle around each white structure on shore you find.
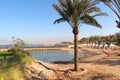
[68,43,117,49]
[68,44,88,48]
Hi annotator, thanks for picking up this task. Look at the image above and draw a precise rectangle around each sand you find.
[25,48,120,80]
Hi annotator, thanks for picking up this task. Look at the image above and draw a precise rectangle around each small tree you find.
[9,37,25,53]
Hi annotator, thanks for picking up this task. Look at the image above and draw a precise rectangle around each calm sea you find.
[30,50,84,63]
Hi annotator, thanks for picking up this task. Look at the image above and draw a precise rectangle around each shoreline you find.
[28,47,110,63]
[29,48,100,64]
[25,47,120,79]
[24,47,74,51]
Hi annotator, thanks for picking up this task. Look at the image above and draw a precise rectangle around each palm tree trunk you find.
[73,29,79,71]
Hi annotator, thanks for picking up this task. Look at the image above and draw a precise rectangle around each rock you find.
[25,60,57,80]
[25,59,120,80]
[38,70,57,79]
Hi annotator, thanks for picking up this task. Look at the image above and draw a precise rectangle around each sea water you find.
[30,50,84,63]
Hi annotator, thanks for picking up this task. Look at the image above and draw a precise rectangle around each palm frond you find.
[100,0,120,19]
[80,15,102,28]
[93,13,108,17]
[65,0,74,16]
[86,7,101,14]
[58,0,67,11]
[87,0,100,8]
[100,0,111,3]
[53,4,68,20]
[53,0,107,29]
[54,18,66,24]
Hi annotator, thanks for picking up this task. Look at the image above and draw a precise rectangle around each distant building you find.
[68,44,87,48]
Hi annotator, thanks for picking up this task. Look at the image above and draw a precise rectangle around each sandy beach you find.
[25,48,120,80]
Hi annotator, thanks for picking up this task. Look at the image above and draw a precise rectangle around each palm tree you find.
[115,32,120,45]
[53,0,107,71]
[79,38,88,44]
[100,0,120,28]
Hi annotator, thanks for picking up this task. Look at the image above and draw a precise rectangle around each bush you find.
[0,38,33,79]
[16,51,33,65]
[7,51,33,65]
[0,63,24,80]
[0,51,33,80]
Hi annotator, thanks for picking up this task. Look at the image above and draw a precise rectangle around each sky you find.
[0,0,119,44]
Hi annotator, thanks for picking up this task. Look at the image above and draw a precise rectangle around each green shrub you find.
[7,51,33,65]
[0,38,33,79]
[0,51,33,80]
[0,63,24,80]
[16,51,33,65]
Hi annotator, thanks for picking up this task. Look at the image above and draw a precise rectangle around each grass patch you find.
[0,51,33,80]
[0,51,15,60]
[0,51,14,54]
[0,63,24,80]
[13,51,33,65]
[0,37,34,80]
[0,51,14,56]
